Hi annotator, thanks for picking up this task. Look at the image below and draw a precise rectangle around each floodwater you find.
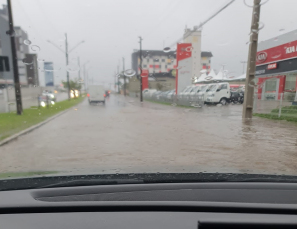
[0,95,297,175]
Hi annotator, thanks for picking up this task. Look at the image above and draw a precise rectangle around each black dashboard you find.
[1,182,297,228]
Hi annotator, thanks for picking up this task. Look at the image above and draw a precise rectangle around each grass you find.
[254,105,297,123]
[0,96,85,141]
[0,171,58,179]
[144,99,195,108]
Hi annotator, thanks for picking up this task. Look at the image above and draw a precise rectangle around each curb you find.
[0,99,84,147]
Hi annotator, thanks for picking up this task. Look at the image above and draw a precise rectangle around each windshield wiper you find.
[39,179,144,189]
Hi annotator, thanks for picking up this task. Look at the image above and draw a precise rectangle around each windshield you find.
[1,0,297,188]
[209,85,218,92]
[199,85,208,92]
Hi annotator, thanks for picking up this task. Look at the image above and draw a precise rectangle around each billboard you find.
[44,62,54,86]
[176,43,192,94]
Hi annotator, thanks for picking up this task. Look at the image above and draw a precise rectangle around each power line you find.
[167,0,235,48]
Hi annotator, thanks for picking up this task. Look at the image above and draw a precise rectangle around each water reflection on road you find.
[0,94,297,175]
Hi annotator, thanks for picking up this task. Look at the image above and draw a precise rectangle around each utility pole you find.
[242,0,261,119]
[47,37,84,100]
[241,61,247,74]
[65,33,70,100]
[78,57,81,95]
[123,57,126,96]
[7,0,22,114]
[77,57,81,81]
[117,65,120,94]
[83,64,86,91]
[114,71,116,92]
[139,36,143,102]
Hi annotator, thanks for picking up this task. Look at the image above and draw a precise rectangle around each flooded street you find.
[1,95,297,175]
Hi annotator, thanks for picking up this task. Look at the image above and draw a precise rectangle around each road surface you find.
[1,95,297,175]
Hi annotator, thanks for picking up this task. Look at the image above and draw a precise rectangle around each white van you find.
[88,85,106,104]
[198,84,214,102]
[205,83,230,105]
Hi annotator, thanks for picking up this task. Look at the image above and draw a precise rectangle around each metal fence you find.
[143,91,205,108]
[253,92,297,120]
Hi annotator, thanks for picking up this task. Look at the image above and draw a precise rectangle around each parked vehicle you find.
[198,84,214,102]
[166,89,176,101]
[42,90,56,101]
[179,86,193,100]
[188,85,204,101]
[205,83,231,105]
[143,89,157,98]
[87,85,105,104]
[230,90,241,104]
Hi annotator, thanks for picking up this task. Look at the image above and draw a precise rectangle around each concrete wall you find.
[128,77,176,92]
[0,86,59,113]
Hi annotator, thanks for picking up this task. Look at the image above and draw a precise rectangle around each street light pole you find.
[82,61,90,92]
[7,0,22,114]
[117,63,120,94]
[240,61,247,74]
[123,57,126,96]
[242,0,261,119]
[139,36,143,102]
[65,33,70,100]
[47,36,84,100]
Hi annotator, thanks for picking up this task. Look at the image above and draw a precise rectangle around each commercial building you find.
[0,4,13,85]
[0,5,37,86]
[44,62,54,86]
[25,54,39,86]
[14,26,30,85]
[255,29,297,102]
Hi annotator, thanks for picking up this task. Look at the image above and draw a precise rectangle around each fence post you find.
[46,95,49,108]
[38,94,40,108]
[278,93,283,118]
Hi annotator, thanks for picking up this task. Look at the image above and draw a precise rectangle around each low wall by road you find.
[0,86,68,113]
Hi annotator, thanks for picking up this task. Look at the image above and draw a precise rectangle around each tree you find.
[62,79,82,90]
[156,82,163,91]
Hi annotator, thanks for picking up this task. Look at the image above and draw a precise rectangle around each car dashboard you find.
[1,182,297,228]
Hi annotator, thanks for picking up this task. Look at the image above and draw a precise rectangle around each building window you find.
[143,64,147,68]
[209,59,211,63]
[285,74,297,90]
[154,59,159,62]
[162,59,165,62]
[165,65,167,68]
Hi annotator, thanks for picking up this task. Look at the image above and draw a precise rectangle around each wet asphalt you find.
[1,94,297,175]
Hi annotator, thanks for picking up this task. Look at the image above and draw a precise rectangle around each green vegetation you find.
[0,96,85,141]
[254,105,297,123]
[0,171,58,179]
[62,78,82,90]
[144,99,195,108]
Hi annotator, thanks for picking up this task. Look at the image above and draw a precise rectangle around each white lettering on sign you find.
[255,69,265,75]
[286,46,297,54]
[256,52,267,63]
[267,63,277,70]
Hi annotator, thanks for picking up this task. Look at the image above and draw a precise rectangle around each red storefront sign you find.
[267,63,277,70]
[141,69,149,91]
[256,39,297,65]
[176,43,192,94]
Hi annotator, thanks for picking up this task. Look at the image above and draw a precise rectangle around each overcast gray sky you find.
[1,0,297,87]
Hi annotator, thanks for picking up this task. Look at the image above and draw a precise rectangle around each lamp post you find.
[82,61,90,91]
[47,35,85,100]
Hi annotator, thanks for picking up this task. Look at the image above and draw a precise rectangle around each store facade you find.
[255,29,297,103]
